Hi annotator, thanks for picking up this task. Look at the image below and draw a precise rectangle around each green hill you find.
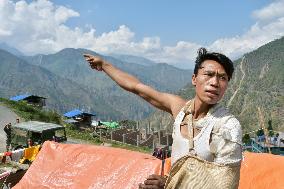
[144,37,284,133]
[223,37,284,133]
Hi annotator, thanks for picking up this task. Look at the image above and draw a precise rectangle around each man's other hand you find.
[138,174,166,189]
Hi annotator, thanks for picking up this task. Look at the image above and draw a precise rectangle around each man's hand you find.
[83,54,104,71]
[138,174,166,189]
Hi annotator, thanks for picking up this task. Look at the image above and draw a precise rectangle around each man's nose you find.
[209,76,219,87]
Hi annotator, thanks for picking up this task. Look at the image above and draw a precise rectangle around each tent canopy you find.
[100,121,119,128]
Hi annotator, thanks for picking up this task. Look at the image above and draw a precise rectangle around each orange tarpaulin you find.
[14,141,162,189]
[239,151,284,189]
[14,142,284,189]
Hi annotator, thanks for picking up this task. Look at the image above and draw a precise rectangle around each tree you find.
[243,134,251,145]
[267,119,274,137]
[256,129,264,136]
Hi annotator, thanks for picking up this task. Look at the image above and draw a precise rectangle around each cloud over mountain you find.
[0,0,283,68]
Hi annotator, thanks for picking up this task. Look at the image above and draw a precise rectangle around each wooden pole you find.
[136,134,140,146]
[136,121,139,130]
[148,121,151,134]
[122,134,126,144]
[166,134,169,146]
[158,130,161,145]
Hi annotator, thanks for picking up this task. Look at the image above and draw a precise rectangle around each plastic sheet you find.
[13,141,162,189]
[14,143,284,188]
[239,151,284,189]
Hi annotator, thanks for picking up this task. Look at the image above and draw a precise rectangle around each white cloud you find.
[0,0,81,54]
[0,0,198,67]
[147,41,199,66]
[252,0,284,22]
[0,0,283,69]
[209,1,284,60]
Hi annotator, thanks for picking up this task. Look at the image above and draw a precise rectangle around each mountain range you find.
[0,47,192,120]
[1,37,283,133]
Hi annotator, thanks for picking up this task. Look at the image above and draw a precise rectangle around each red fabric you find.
[4,151,12,156]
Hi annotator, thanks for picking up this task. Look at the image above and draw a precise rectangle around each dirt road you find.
[0,103,20,152]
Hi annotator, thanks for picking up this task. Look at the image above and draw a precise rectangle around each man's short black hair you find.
[194,48,234,81]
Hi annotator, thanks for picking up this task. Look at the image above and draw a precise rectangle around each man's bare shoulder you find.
[165,94,187,118]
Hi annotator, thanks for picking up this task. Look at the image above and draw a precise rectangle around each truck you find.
[11,121,67,150]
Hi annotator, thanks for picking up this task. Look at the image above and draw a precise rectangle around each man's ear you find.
[192,74,197,86]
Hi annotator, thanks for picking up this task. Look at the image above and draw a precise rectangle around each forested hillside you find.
[223,37,284,133]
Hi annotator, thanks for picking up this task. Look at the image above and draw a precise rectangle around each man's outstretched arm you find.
[83,54,185,118]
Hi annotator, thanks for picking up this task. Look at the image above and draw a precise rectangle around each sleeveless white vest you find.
[171,103,243,165]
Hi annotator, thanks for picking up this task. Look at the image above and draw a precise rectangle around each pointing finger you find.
[83,54,91,57]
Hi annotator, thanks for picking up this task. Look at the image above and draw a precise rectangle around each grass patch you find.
[65,125,101,144]
[0,98,61,124]
[66,125,152,153]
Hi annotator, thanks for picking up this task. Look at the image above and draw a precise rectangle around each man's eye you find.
[205,73,214,77]
[220,76,226,80]
[219,76,228,81]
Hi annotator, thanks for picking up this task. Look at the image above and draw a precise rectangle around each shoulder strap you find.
[182,100,195,152]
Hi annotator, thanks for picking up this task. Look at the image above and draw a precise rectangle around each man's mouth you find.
[205,90,219,96]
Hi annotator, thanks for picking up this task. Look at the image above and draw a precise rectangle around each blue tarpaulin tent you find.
[64,109,95,118]
[10,94,31,101]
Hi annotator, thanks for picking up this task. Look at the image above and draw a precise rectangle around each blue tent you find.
[64,109,96,118]
[64,109,82,118]
[10,94,31,101]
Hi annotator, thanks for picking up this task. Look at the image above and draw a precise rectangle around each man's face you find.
[192,60,229,105]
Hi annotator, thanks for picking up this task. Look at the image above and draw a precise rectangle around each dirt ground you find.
[0,103,21,152]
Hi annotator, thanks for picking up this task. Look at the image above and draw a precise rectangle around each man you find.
[84,48,242,188]
[4,123,12,151]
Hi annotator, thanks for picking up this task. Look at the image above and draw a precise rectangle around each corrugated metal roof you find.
[10,94,31,101]
[64,109,95,118]
[13,121,64,133]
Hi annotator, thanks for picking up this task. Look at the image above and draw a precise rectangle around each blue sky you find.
[0,0,284,68]
[58,0,267,44]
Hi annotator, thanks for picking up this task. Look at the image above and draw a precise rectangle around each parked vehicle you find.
[11,121,67,150]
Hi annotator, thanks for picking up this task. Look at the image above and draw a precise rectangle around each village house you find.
[10,94,46,108]
[64,109,95,128]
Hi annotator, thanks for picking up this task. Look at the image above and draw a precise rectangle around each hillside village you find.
[1,91,283,188]
[3,94,173,150]
[0,37,283,188]
[0,94,173,187]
